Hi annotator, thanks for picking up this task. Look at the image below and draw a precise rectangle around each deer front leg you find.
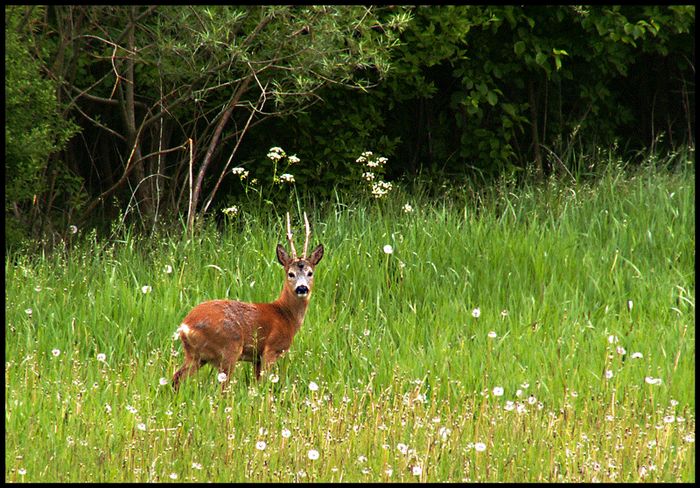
[255,347,282,381]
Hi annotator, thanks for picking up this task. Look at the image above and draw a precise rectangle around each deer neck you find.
[273,286,310,331]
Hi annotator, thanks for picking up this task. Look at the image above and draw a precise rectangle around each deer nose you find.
[295,285,309,296]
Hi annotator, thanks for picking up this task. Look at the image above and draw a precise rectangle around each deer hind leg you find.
[172,356,204,390]
[217,341,244,392]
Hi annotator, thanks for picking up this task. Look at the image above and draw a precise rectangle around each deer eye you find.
[288,272,295,278]
[307,271,313,277]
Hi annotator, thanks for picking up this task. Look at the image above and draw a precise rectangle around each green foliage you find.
[271,5,694,182]
[5,7,82,248]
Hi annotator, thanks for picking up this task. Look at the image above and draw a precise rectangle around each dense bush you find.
[263,6,695,184]
[5,7,81,248]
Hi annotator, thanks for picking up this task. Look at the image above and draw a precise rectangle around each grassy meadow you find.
[5,158,695,482]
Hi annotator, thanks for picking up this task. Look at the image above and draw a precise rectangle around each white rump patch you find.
[174,323,190,340]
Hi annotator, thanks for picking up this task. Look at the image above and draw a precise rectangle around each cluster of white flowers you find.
[267,146,286,161]
[372,180,393,198]
[231,167,250,179]
[222,205,239,217]
[357,151,393,199]
[279,173,295,184]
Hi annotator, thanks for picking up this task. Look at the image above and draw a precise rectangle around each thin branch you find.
[202,85,267,215]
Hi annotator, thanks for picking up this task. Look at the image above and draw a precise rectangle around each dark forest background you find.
[5,6,695,247]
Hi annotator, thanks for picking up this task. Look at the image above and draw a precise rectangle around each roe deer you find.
[172,212,324,390]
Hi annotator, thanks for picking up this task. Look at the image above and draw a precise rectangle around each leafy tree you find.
[5,6,81,248]
[30,5,409,230]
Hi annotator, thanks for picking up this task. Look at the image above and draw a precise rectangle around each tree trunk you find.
[187,75,252,231]
[125,6,152,224]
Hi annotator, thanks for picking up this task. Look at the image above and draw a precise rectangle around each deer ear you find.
[276,244,291,266]
[308,244,324,266]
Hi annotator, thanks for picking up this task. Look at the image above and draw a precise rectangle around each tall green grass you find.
[5,158,695,482]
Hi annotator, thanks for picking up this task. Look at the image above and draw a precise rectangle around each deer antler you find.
[302,212,311,259]
[286,212,297,259]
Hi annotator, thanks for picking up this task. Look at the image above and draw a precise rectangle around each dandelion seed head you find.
[307,449,320,460]
[474,442,487,452]
[383,244,393,255]
[96,353,106,362]
[472,308,481,318]
[169,473,178,480]
[217,372,228,383]
[141,285,152,294]
[403,203,413,213]
[412,465,422,476]
[631,352,643,359]
[255,440,267,451]
[492,386,504,396]
[605,369,614,379]
[159,377,168,386]
[25,308,33,316]
[488,331,497,339]
[308,381,319,392]
[281,428,291,439]
[52,348,61,357]
[137,423,146,431]
[164,265,173,274]
[268,373,279,383]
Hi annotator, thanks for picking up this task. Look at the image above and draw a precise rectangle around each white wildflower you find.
[222,206,239,217]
